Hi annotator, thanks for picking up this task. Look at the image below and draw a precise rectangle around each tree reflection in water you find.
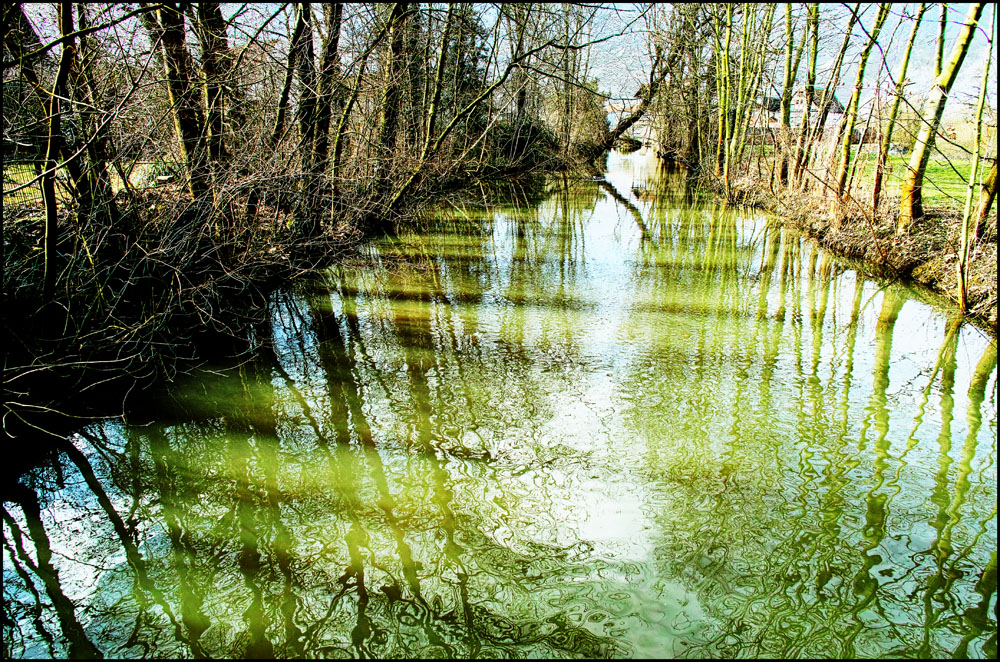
[3,152,996,659]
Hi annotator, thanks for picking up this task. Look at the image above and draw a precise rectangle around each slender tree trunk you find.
[330,17,395,214]
[301,2,344,234]
[872,2,926,212]
[510,4,531,122]
[74,4,120,219]
[734,5,774,168]
[800,3,858,187]
[683,15,702,171]
[709,11,724,176]
[425,4,455,146]
[957,11,994,311]
[716,5,732,183]
[779,4,806,185]
[42,2,75,300]
[9,4,94,224]
[245,4,303,221]
[898,3,985,233]
[792,4,818,185]
[935,2,947,78]
[831,3,889,215]
[404,3,425,150]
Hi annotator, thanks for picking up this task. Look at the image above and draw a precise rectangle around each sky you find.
[587,3,997,122]
[16,3,997,122]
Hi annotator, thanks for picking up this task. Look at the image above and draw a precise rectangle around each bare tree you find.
[898,3,986,233]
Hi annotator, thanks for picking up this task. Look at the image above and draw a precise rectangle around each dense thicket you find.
[2,3,661,442]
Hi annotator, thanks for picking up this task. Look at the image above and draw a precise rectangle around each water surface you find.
[3,150,997,659]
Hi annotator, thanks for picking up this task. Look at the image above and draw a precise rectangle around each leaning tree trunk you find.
[898,3,985,234]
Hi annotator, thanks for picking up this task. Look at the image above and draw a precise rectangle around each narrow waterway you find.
[3,150,996,659]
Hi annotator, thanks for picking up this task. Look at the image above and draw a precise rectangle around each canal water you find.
[3,150,996,658]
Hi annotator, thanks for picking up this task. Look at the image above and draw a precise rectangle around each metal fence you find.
[2,160,44,208]
[3,159,187,210]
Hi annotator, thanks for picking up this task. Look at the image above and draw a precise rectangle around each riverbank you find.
[1,166,557,457]
[2,193,354,467]
[708,178,997,335]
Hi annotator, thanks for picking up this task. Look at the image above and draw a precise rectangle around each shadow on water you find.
[3,150,996,659]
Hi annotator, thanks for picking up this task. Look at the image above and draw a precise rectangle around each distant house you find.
[788,86,845,133]
[752,95,783,135]
[747,87,846,143]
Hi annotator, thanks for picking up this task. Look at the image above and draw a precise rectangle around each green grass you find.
[855,153,977,210]
[911,156,974,204]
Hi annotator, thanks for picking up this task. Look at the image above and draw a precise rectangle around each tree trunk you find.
[300,2,344,235]
[292,3,319,235]
[141,3,210,202]
[714,5,732,180]
[313,3,344,167]
[831,4,889,210]
[42,2,75,300]
[898,3,985,234]
[779,4,806,185]
[330,17,396,213]
[9,4,94,224]
[957,14,994,311]
[294,3,317,174]
[792,4,818,185]
[404,3,425,150]
[872,2,925,212]
[425,4,455,148]
[245,4,303,221]
[799,3,858,186]
[373,2,410,201]
[74,3,121,225]
[599,45,667,157]
[973,161,996,241]
[191,3,231,168]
